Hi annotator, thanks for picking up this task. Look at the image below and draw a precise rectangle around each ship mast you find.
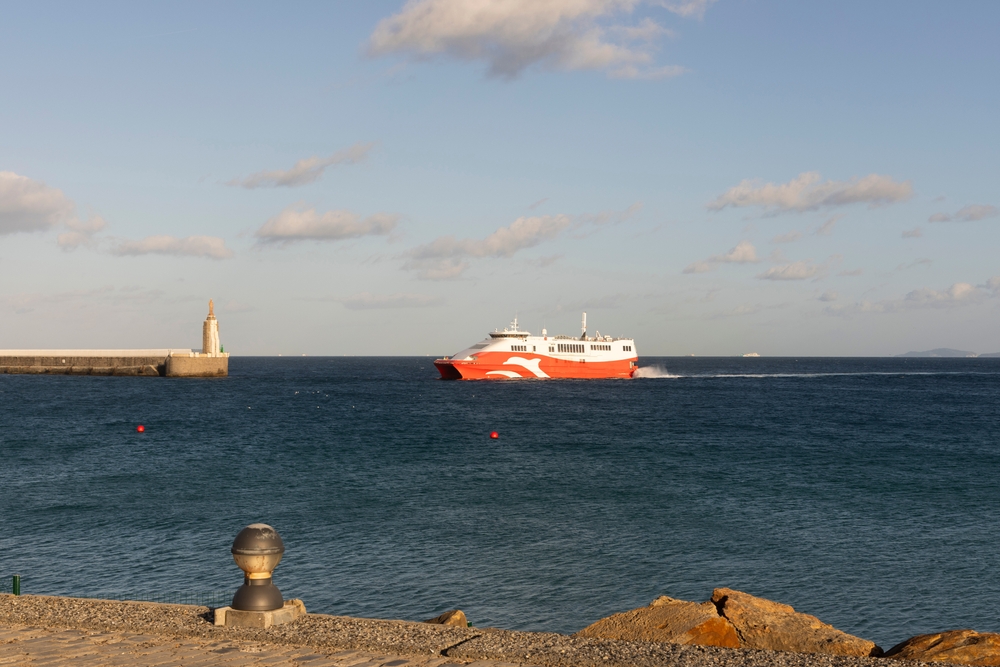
[581,312,587,340]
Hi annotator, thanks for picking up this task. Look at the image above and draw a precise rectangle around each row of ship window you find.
[503,343,632,353]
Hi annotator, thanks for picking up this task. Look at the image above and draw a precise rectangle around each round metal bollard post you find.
[230,524,285,611]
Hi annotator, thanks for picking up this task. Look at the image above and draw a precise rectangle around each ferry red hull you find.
[434,352,636,380]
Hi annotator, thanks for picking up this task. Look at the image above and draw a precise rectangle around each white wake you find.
[633,365,681,379]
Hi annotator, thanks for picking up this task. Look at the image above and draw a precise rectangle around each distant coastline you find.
[896,348,1000,358]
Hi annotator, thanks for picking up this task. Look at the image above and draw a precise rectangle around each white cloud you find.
[757,260,821,281]
[367,0,694,80]
[227,143,374,189]
[826,278,1000,316]
[955,204,994,221]
[655,0,717,18]
[401,205,636,280]
[580,201,643,226]
[255,206,399,244]
[407,257,471,280]
[339,292,445,310]
[683,239,759,274]
[610,17,674,41]
[982,277,1000,293]
[110,235,234,259]
[818,291,838,302]
[902,227,922,238]
[815,214,841,236]
[404,214,571,279]
[0,171,76,235]
[905,282,978,306]
[708,172,913,214]
[682,260,713,274]
[57,215,109,250]
[927,204,998,223]
[716,239,759,263]
[0,171,120,250]
[411,214,571,259]
[772,230,801,244]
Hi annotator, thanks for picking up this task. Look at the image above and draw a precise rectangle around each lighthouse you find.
[203,299,221,356]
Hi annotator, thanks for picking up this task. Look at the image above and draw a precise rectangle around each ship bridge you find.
[488,318,530,339]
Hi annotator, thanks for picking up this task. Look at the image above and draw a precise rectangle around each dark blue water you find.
[3,357,1000,649]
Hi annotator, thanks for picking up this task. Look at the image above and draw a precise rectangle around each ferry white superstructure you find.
[434,314,638,380]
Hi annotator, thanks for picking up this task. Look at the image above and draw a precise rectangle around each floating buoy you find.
[490,431,499,439]
[136,425,145,433]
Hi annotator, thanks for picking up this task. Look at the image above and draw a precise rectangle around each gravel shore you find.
[0,595,933,667]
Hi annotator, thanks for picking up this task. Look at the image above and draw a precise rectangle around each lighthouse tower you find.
[163,299,229,376]
[202,300,221,356]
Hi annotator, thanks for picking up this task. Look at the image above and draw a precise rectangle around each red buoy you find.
[490,431,499,439]
[137,425,145,433]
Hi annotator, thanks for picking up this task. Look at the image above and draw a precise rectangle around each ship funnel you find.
[581,312,587,340]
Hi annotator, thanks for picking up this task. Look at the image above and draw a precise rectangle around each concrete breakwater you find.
[0,301,228,378]
[0,350,225,377]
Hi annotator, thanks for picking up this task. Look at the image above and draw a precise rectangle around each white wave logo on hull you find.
[504,357,549,378]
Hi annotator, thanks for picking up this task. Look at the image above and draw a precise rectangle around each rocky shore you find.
[0,593,964,667]
[575,589,1000,666]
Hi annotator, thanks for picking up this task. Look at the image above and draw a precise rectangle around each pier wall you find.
[0,350,228,377]
[165,353,229,377]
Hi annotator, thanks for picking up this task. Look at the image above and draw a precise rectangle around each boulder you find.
[711,588,881,657]
[574,596,740,648]
[885,629,1000,665]
[424,609,468,627]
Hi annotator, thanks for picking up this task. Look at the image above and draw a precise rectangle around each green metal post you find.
[12,575,20,596]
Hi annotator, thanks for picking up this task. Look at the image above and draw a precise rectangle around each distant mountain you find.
[978,352,1000,358]
[896,348,978,358]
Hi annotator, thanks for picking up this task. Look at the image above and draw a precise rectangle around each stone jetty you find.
[0,300,228,377]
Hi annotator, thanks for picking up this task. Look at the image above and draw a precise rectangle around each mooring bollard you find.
[230,524,285,612]
[12,575,20,596]
[214,524,305,628]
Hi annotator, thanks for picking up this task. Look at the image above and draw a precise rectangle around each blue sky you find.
[2,1,998,355]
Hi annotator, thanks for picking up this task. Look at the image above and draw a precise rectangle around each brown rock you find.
[885,629,1000,665]
[574,596,740,648]
[423,609,468,627]
[711,587,881,657]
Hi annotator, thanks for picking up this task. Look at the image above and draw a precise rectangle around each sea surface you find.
[3,356,1000,649]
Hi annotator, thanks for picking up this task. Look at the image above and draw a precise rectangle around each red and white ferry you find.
[434,314,638,380]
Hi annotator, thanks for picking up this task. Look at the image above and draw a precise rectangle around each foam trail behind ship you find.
[634,365,681,379]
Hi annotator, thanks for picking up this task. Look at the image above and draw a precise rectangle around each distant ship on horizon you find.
[434,313,638,380]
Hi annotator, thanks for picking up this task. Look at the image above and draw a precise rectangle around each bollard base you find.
[214,599,305,629]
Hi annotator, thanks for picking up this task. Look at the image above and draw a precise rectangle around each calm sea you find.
[3,357,1000,649]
